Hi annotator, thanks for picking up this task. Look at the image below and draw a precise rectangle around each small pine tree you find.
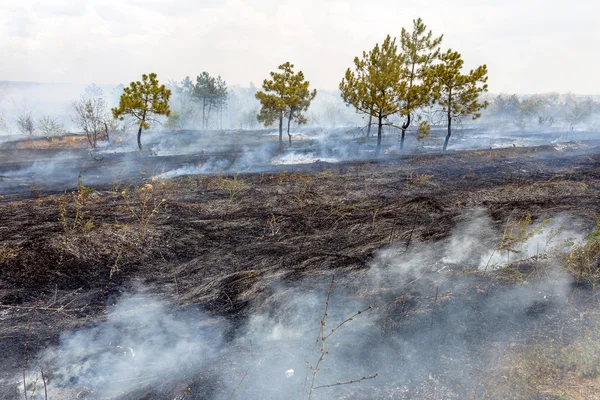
[427,50,489,151]
[112,73,171,150]
[256,62,316,148]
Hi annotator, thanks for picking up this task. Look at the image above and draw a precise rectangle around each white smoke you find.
[14,210,593,399]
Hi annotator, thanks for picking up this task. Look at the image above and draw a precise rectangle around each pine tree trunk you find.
[400,114,411,151]
[287,111,293,147]
[367,114,372,137]
[376,115,383,157]
[202,98,206,129]
[137,123,143,151]
[220,103,223,129]
[104,122,110,144]
[278,115,283,149]
[443,114,452,151]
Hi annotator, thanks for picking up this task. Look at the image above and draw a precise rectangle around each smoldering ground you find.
[0,128,360,197]
[3,125,600,200]
[14,210,597,400]
[2,85,600,197]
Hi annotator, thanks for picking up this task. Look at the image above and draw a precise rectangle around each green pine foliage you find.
[339,35,407,156]
[427,50,489,151]
[112,73,171,150]
[398,18,443,149]
[338,18,489,154]
[192,72,228,129]
[255,62,317,148]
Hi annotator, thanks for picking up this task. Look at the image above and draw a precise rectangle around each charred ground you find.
[1,141,600,399]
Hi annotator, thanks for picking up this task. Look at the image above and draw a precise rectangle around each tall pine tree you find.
[398,18,443,150]
[256,62,316,148]
[340,35,406,156]
[427,50,488,151]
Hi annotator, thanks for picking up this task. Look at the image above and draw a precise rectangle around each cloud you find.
[0,0,598,93]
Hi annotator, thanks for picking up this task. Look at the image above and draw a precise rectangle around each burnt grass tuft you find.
[1,143,600,398]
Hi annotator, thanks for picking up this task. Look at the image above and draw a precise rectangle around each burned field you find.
[1,142,600,399]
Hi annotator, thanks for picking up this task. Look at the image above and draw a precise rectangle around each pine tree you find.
[398,18,443,150]
[112,73,171,151]
[428,50,488,151]
[256,62,316,148]
[193,72,214,129]
[213,76,228,130]
[339,35,406,156]
[192,72,228,129]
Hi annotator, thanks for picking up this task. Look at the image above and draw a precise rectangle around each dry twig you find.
[313,373,379,389]
[228,369,249,400]
[303,276,376,400]
[23,304,39,400]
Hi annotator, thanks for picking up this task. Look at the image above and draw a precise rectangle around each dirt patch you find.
[8,134,91,150]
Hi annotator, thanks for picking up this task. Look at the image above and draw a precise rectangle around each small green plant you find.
[407,172,434,188]
[297,175,312,198]
[125,182,166,242]
[561,219,600,287]
[175,387,192,400]
[218,174,248,201]
[498,214,550,267]
[111,169,125,195]
[266,213,283,236]
[59,175,95,237]
[559,333,600,378]
[29,185,43,198]
[416,119,431,140]
[0,243,19,265]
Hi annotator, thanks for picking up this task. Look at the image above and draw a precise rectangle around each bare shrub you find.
[122,182,167,242]
[303,276,376,399]
[0,113,7,132]
[17,112,35,136]
[266,213,283,236]
[565,98,593,131]
[72,97,110,148]
[37,115,66,137]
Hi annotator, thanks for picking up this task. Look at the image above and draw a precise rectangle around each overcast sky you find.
[1,0,598,94]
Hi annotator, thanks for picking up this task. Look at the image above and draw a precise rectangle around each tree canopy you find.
[73,96,109,148]
[427,49,488,150]
[192,72,228,129]
[398,18,443,149]
[256,62,317,147]
[112,73,171,150]
[339,35,406,156]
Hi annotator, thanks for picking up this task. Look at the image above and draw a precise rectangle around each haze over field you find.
[1,0,599,94]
